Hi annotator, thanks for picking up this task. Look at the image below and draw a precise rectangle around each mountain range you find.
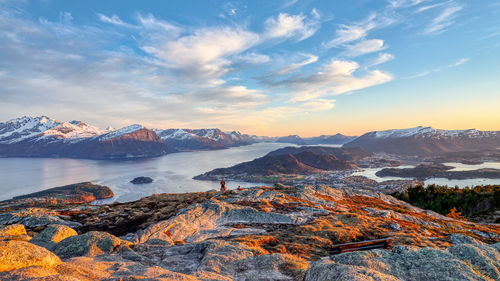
[1,117,498,159]
[344,126,500,156]
[0,116,265,159]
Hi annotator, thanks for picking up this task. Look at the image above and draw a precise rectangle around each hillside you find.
[274,134,356,145]
[267,146,373,161]
[195,149,358,180]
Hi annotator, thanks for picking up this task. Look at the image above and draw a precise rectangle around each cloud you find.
[97,13,136,28]
[342,39,387,57]
[275,54,318,75]
[264,11,320,41]
[369,53,395,66]
[324,13,393,48]
[423,2,463,34]
[142,26,260,80]
[387,0,429,8]
[234,53,270,64]
[405,57,468,79]
[415,2,448,13]
[268,59,394,103]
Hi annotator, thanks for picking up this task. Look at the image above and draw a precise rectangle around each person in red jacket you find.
[220,178,226,191]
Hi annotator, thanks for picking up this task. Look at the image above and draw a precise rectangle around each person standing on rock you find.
[220,178,226,191]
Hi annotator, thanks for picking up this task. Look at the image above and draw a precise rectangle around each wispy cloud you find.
[423,2,463,34]
[368,53,395,66]
[97,13,136,28]
[275,54,318,75]
[264,11,321,41]
[342,39,387,57]
[405,57,468,79]
[324,13,394,48]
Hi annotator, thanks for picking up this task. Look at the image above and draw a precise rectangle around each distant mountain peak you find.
[99,124,145,141]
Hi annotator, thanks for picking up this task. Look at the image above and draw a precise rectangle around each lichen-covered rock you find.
[0,224,27,236]
[52,231,132,258]
[305,239,500,281]
[0,208,81,228]
[159,240,254,275]
[30,224,78,250]
[306,259,399,281]
[234,253,309,280]
[0,240,62,272]
[0,224,31,242]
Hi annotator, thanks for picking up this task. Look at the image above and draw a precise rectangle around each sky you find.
[0,0,499,137]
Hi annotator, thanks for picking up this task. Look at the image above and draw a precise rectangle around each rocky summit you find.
[0,184,499,280]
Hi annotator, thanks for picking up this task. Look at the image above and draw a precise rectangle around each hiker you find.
[220,178,226,191]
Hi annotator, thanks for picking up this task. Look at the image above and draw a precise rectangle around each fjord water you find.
[0,142,294,202]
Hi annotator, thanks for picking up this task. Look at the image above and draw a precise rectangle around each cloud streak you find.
[423,2,463,34]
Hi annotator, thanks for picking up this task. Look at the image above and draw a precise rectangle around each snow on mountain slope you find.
[41,121,109,142]
[98,124,145,141]
[155,128,257,150]
[0,116,62,144]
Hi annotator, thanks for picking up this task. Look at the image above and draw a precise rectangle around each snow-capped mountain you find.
[0,116,61,144]
[0,116,259,158]
[0,116,175,159]
[155,128,257,150]
[344,126,500,155]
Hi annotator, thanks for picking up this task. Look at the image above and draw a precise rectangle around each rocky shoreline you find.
[0,183,499,280]
[0,182,114,211]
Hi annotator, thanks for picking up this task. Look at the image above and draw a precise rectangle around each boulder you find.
[0,240,62,272]
[53,231,132,258]
[30,224,78,250]
[0,224,27,236]
[0,223,32,242]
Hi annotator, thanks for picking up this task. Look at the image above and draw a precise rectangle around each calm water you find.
[0,142,294,202]
[353,162,500,188]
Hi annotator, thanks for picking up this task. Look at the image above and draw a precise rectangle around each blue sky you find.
[0,0,499,136]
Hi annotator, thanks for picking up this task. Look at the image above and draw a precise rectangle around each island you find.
[376,164,500,180]
[130,176,154,184]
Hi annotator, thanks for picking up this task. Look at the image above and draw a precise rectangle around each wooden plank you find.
[330,238,392,255]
